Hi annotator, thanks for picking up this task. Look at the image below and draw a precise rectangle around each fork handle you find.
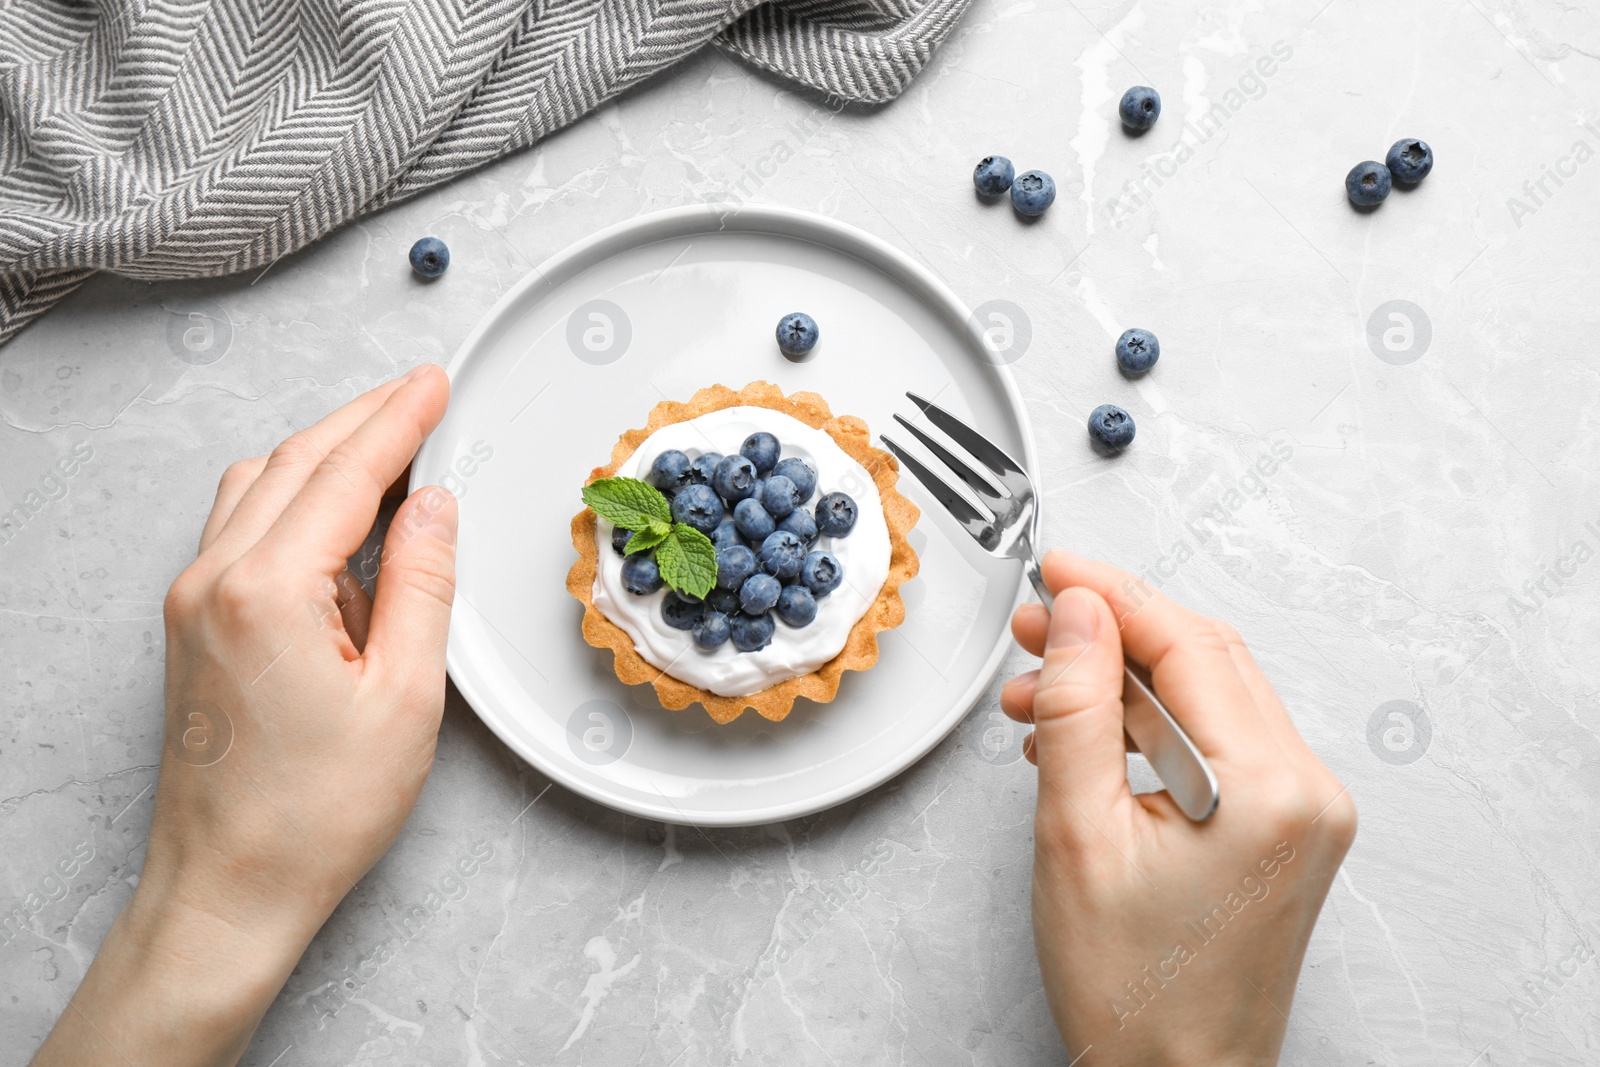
[1022,562,1220,822]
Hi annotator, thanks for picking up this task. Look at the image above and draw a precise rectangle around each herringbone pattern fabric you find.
[0,0,969,345]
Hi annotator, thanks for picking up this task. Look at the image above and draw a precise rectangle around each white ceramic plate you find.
[411,204,1036,826]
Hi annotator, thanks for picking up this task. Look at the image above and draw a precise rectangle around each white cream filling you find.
[592,406,891,697]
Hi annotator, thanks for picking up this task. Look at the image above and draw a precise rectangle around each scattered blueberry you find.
[733,498,776,542]
[739,573,782,615]
[1345,161,1391,207]
[1011,170,1056,216]
[1087,404,1136,452]
[621,554,663,596]
[778,508,817,545]
[712,454,758,502]
[730,612,776,652]
[409,237,449,278]
[611,526,632,556]
[715,543,757,591]
[814,492,858,537]
[1385,139,1433,185]
[801,551,843,597]
[689,452,723,485]
[771,458,816,501]
[649,450,694,493]
[759,530,807,579]
[711,517,742,550]
[694,611,731,651]
[776,313,820,358]
[973,155,1015,197]
[661,592,705,630]
[776,585,818,628]
[762,475,802,519]
[705,587,741,616]
[1119,86,1161,131]
[670,483,724,534]
[741,432,781,474]
[1116,328,1160,374]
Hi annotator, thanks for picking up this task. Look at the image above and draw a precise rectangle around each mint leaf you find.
[623,525,668,555]
[582,477,671,531]
[656,524,718,599]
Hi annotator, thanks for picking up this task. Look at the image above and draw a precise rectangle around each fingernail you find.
[423,513,457,547]
[1054,588,1099,645]
[402,364,433,383]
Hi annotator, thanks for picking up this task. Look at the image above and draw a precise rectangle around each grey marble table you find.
[4,1,1598,1064]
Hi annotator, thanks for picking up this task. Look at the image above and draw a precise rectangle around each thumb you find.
[365,486,458,703]
[1031,586,1132,819]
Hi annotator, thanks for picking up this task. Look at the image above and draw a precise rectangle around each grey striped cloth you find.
[0,0,970,346]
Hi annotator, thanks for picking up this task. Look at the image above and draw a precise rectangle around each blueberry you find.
[748,477,766,509]
[649,450,694,493]
[1087,404,1135,452]
[776,585,817,627]
[1345,161,1391,207]
[814,492,858,537]
[733,498,775,542]
[1116,328,1160,374]
[712,454,758,502]
[670,483,724,534]
[689,452,723,485]
[801,551,843,596]
[621,554,663,596]
[715,543,757,591]
[776,313,819,358]
[1011,171,1055,216]
[1385,139,1432,185]
[772,458,816,501]
[739,572,782,614]
[711,517,742,550]
[661,592,705,630]
[730,611,776,653]
[759,530,806,579]
[778,508,817,545]
[1118,86,1161,131]
[762,475,802,519]
[610,526,632,556]
[973,155,1015,197]
[741,432,781,474]
[409,237,449,278]
[693,611,731,651]
[705,587,741,615]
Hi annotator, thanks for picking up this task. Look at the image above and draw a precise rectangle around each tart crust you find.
[566,382,920,724]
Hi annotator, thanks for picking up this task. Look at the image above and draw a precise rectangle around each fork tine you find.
[880,434,995,544]
[906,392,1027,484]
[892,414,1008,506]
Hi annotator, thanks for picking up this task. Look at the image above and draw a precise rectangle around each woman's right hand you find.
[1002,550,1357,1065]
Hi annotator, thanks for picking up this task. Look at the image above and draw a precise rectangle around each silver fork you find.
[881,391,1219,822]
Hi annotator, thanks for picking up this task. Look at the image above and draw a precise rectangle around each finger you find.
[1030,586,1136,821]
[1023,731,1036,765]
[363,487,458,704]
[257,366,449,573]
[1221,629,1313,763]
[205,369,428,562]
[1040,551,1264,760]
[199,456,267,550]
[1001,670,1038,722]
[1010,603,1050,657]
